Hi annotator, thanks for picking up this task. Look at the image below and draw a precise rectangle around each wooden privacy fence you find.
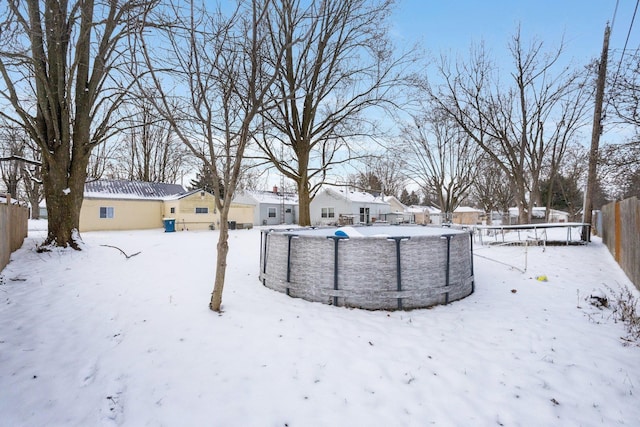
[601,197,640,291]
[0,196,29,272]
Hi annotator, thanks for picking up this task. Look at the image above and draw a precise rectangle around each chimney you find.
[273,185,278,194]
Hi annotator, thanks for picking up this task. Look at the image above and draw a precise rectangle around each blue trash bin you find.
[163,218,176,233]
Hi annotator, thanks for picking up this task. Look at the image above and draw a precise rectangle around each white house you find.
[233,187,299,226]
[310,187,391,226]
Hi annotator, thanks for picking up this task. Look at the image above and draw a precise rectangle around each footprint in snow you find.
[80,362,98,387]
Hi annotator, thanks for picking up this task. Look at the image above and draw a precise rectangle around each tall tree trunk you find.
[544,174,558,222]
[512,176,528,224]
[297,178,311,226]
[210,207,230,311]
[41,151,88,249]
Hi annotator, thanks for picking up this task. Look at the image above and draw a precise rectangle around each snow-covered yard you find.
[0,221,638,426]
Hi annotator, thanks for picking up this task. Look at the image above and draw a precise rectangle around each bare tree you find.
[471,156,515,224]
[600,142,640,200]
[0,124,43,218]
[0,0,158,248]
[540,174,583,219]
[0,126,24,197]
[346,171,383,195]
[21,146,43,219]
[610,49,640,132]
[140,0,286,311]
[110,97,193,183]
[402,110,479,220]
[602,49,640,199]
[559,141,588,186]
[257,0,412,225]
[236,166,270,192]
[540,78,592,221]
[346,153,407,197]
[86,137,118,181]
[425,28,591,224]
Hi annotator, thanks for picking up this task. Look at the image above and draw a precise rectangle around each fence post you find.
[614,201,621,263]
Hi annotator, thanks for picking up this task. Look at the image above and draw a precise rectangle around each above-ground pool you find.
[259,225,474,310]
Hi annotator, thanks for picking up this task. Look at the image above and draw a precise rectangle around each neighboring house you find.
[383,196,414,224]
[233,187,298,226]
[81,180,185,232]
[310,187,391,226]
[508,207,570,224]
[164,189,255,231]
[79,179,255,232]
[164,189,214,231]
[488,211,505,225]
[38,200,48,219]
[452,206,485,225]
[408,205,443,225]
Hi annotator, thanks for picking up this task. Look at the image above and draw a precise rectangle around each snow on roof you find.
[249,190,298,205]
[385,195,406,207]
[162,188,214,201]
[84,179,186,200]
[328,187,389,205]
[408,205,442,214]
[453,206,484,213]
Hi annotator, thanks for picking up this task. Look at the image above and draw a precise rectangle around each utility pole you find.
[582,24,610,242]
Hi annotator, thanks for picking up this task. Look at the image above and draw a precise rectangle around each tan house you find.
[163,189,255,230]
[163,189,220,231]
[408,205,443,225]
[452,206,485,225]
[79,180,255,232]
[80,180,184,232]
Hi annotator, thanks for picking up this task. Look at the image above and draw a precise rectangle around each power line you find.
[621,0,639,55]
[611,0,620,30]
[605,0,639,116]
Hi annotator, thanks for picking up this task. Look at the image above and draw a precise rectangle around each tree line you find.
[1,0,639,310]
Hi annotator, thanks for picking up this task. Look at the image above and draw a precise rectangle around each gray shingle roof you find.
[84,179,186,200]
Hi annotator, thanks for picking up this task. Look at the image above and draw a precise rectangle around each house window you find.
[170,207,175,214]
[321,207,335,218]
[99,206,114,219]
[195,207,209,214]
[268,207,277,218]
